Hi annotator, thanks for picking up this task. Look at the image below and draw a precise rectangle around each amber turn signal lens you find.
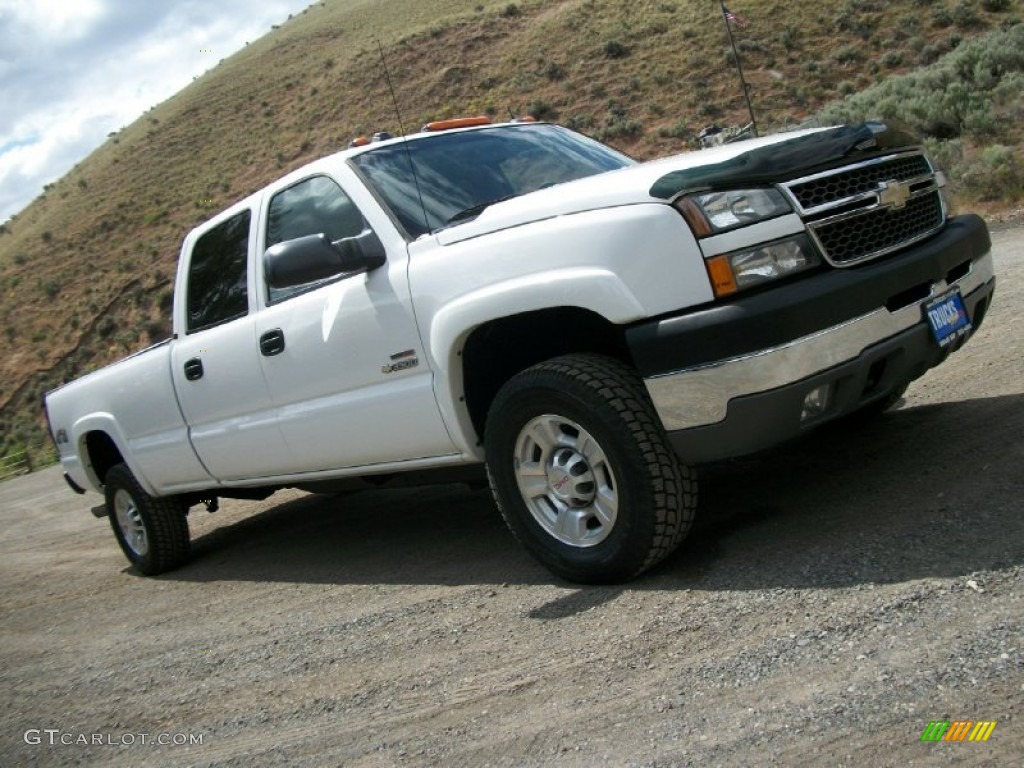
[705,255,738,297]
[672,196,714,238]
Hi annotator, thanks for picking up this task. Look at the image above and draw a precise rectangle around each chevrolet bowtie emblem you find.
[878,179,911,209]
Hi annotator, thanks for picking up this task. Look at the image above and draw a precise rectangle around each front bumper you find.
[631,214,995,463]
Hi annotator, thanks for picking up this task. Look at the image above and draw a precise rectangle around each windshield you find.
[349,124,634,238]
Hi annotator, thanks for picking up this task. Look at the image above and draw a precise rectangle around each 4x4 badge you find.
[878,179,911,209]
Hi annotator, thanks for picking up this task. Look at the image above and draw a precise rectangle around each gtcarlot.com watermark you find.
[24,729,204,747]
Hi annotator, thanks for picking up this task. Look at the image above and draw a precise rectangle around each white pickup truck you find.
[45,118,995,583]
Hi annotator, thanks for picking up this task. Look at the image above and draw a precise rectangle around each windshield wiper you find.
[445,194,518,225]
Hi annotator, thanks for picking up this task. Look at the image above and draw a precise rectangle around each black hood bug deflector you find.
[649,120,922,199]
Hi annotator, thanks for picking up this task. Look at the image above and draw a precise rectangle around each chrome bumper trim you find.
[645,251,994,430]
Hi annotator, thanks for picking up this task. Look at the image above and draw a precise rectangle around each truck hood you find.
[435,120,920,246]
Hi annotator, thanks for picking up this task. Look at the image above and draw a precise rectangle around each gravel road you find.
[2,226,1021,767]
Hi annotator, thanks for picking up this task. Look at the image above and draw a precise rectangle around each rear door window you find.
[186,210,251,333]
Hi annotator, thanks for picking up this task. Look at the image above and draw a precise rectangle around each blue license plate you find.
[924,289,971,347]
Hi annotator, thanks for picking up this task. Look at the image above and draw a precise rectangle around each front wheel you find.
[105,464,190,576]
[484,354,696,583]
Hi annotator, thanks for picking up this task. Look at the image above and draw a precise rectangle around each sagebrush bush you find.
[595,103,642,141]
[881,51,904,68]
[526,99,557,121]
[816,24,1024,204]
[603,40,629,59]
[961,145,1022,200]
[932,8,953,27]
[833,44,864,64]
[951,3,983,29]
[817,24,1024,140]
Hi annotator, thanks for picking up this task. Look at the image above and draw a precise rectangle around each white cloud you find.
[0,0,314,222]
[0,0,106,41]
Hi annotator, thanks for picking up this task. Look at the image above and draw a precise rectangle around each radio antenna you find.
[377,39,431,235]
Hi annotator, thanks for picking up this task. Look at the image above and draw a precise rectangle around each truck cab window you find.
[186,209,251,333]
[265,175,368,303]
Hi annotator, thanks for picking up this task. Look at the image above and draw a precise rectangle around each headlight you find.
[675,188,791,235]
[705,234,820,297]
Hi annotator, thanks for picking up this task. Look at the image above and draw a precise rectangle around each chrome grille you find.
[781,151,947,267]
[788,155,931,210]
[812,192,944,264]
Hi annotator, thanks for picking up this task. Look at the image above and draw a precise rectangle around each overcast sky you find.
[0,0,316,223]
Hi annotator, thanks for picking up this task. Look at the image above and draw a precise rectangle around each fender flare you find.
[71,413,159,497]
[426,267,645,455]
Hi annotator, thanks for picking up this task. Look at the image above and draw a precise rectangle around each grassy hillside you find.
[0,0,1021,465]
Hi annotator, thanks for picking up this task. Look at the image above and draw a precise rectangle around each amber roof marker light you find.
[421,116,493,132]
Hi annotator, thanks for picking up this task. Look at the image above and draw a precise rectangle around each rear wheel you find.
[484,354,696,583]
[105,464,190,575]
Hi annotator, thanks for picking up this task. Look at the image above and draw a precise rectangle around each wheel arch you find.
[82,430,125,488]
[461,307,632,444]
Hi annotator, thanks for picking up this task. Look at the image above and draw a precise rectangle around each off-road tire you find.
[104,463,190,576]
[484,354,696,583]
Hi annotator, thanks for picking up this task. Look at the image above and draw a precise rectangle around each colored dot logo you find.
[199,49,214,53]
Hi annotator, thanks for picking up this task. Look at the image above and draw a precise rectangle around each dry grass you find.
[0,0,1020,461]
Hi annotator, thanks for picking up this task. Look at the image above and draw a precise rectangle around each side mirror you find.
[264,231,386,289]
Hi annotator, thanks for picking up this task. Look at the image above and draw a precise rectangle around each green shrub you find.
[833,44,863,64]
[980,0,1010,10]
[820,27,1024,135]
[951,3,983,28]
[881,51,904,68]
[778,26,800,51]
[526,99,557,121]
[961,145,1022,200]
[540,60,565,81]
[932,8,953,27]
[657,120,691,140]
[698,101,722,118]
[565,113,595,131]
[595,103,642,141]
[920,41,950,64]
[816,24,1024,202]
[603,40,630,59]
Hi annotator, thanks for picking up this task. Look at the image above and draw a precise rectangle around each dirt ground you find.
[1,226,1021,767]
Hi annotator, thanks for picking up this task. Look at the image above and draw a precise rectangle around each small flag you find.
[723,5,749,27]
